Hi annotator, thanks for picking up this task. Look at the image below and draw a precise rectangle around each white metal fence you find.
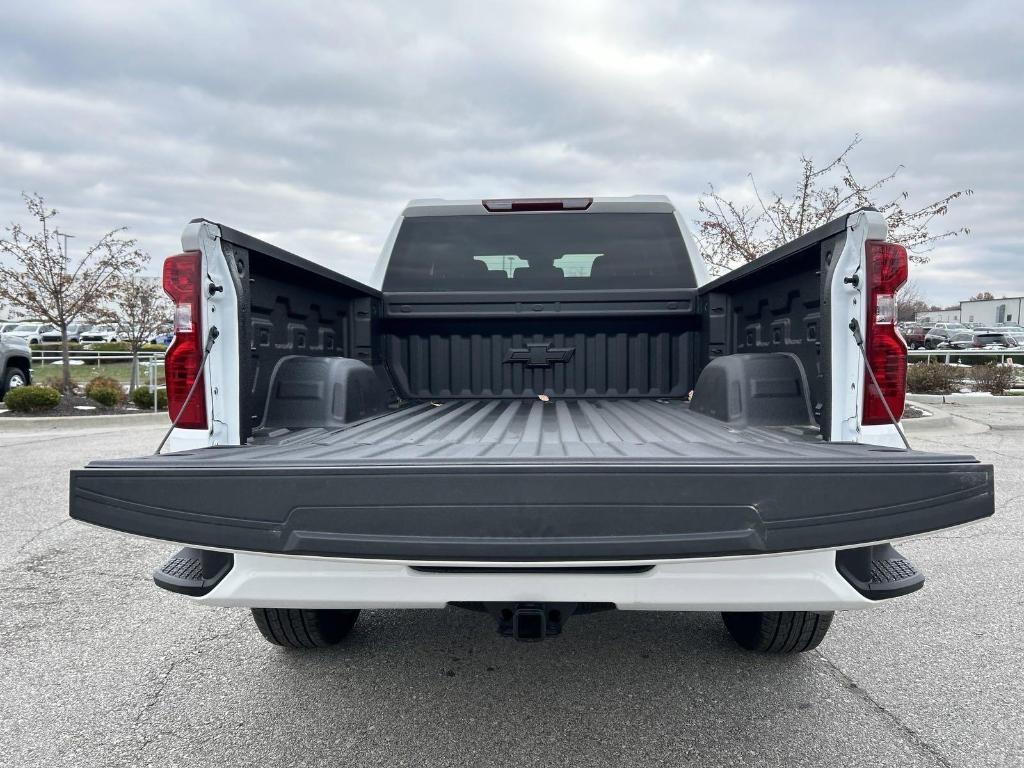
[30,349,167,413]
[908,349,1024,365]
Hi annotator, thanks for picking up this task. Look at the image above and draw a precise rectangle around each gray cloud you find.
[0,0,1021,303]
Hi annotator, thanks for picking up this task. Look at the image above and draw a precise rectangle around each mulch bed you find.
[901,404,930,419]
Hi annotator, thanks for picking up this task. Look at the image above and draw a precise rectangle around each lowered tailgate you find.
[70,400,994,561]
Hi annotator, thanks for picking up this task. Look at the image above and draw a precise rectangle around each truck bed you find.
[102,398,951,464]
[244,399,872,462]
[70,398,994,562]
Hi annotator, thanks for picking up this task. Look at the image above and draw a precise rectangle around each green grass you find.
[34,361,165,387]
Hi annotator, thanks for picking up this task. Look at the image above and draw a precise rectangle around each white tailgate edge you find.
[166,221,241,452]
[828,209,903,448]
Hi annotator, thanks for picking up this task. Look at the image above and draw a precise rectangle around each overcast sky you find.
[1,1,1020,305]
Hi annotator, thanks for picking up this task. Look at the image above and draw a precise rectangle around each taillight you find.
[163,251,207,429]
[862,241,908,425]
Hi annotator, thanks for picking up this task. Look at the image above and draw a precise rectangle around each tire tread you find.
[722,610,833,654]
[251,608,359,648]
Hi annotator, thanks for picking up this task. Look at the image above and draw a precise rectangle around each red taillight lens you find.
[163,251,207,429]
[863,241,908,425]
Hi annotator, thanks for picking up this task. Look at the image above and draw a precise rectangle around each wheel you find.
[1,367,27,398]
[251,608,359,648]
[721,611,833,654]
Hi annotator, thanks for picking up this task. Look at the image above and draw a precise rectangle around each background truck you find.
[0,330,31,398]
[70,196,994,653]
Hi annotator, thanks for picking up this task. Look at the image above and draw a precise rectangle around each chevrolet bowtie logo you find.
[504,342,576,367]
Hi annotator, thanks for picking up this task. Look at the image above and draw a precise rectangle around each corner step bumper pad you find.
[836,543,924,600]
[153,547,234,596]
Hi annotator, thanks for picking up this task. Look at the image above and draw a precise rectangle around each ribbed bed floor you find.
[213,398,908,464]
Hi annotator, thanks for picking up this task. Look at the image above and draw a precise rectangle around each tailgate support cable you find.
[849,319,911,450]
[154,326,220,455]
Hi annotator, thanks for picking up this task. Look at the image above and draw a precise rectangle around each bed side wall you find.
[699,232,846,436]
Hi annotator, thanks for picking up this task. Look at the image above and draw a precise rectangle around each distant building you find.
[915,308,961,323]
[959,297,1023,326]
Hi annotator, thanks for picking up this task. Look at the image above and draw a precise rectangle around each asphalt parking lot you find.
[0,405,1020,767]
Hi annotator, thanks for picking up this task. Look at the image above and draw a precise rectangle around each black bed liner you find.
[69,400,994,561]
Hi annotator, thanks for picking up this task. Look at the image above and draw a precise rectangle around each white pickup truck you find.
[70,196,993,653]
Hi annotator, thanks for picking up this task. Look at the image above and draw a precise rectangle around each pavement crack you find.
[924,530,1009,542]
[11,519,72,560]
[815,650,953,768]
[130,617,248,758]
[0,428,127,450]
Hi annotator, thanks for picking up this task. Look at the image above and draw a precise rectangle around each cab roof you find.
[401,195,676,217]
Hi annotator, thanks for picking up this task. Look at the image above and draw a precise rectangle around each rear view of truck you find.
[70,197,993,653]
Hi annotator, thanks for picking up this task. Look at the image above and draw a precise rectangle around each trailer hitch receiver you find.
[447,601,616,641]
[512,606,546,641]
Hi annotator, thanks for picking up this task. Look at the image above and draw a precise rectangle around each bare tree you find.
[896,280,932,322]
[97,275,172,391]
[696,136,973,274]
[969,291,994,301]
[0,193,146,391]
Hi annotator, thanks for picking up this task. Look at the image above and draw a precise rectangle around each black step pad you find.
[153,547,233,596]
[836,543,924,600]
[871,555,919,584]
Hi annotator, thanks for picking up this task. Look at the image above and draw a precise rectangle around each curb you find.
[0,411,169,431]
[909,392,1024,405]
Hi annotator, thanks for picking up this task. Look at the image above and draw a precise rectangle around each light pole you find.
[54,230,75,258]
[52,230,76,368]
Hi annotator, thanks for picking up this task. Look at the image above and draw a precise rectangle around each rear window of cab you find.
[383,213,696,291]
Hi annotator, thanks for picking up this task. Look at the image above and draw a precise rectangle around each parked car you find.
[39,323,88,344]
[940,331,1018,350]
[70,201,994,655]
[80,324,121,343]
[147,323,174,345]
[923,327,955,349]
[0,332,32,398]
[6,323,56,345]
[940,332,975,350]
[900,324,931,349]
[972,332,1018,349]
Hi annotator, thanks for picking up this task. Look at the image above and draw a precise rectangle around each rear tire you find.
[251,608,359,648]
[721,610,833,654]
